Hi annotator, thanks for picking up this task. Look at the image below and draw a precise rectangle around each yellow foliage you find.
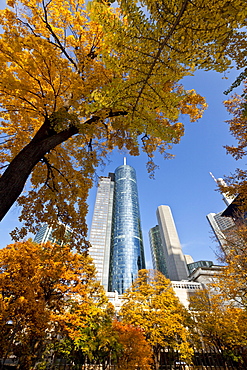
[224,83,247,160]
[211,223,247,309]
[0,0,246,245]
[216,82,247,211]
[0,240,107,367]
[120,270,193,369]
[189,288,247,357]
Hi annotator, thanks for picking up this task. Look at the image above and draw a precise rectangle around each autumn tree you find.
[0,240,107,369]
[0,0,206,246]
[71,303,121,369]
[113,320,152,370]
[119,269,192,370]
[217,81,247,212]
[1,0,246,245]
[44,305,152,370]
[209,222,247,309]
[189,288,247,368]
[93,0,247,74]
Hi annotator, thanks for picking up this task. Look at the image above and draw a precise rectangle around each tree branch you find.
[132,0,189,114]
[0,108,128,220]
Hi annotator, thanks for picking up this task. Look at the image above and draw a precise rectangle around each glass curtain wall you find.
[109,164,145,294]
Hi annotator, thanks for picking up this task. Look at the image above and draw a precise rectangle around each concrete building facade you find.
[155,205,188,281]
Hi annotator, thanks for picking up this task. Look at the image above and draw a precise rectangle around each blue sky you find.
[84,68,245,268]
[1,67,245,269]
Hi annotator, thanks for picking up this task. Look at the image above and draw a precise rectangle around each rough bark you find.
[0,117,79,221]
[0,110,127,221]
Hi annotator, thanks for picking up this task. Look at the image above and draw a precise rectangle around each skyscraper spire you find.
[209,172,234,206]
[209,172,217,184]
[123,157,127,165]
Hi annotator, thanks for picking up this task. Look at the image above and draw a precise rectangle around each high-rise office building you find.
[89,174,115,291]
[151,205,188,281]
[149,225,168,278]
[34,224,56,244]
[207,173,236,251]
[34,224,71,245]
[108,163,145,293]
[207,211,235,250]
[89,160,146,294]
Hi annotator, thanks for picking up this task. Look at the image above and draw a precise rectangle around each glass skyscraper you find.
[34,224,56,244]
[207,210,235,249]
[33,224,71,245]
[89,161,146,294]
[89,174,115,291]
[108,164,145,293]
[207,173,237,252]
[149,225,168,278]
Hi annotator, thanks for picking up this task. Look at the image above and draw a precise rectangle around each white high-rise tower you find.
[156,205,188,281]
[89,174,115,291]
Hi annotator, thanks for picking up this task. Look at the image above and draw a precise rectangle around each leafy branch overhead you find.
[0,0,246,246]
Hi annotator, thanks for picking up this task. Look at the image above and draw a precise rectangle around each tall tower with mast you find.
[89,158,145,293]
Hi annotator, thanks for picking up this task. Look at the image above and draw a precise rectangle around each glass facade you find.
[149,225,168,278]
[33,224,71,245]
[35,163,145,294]
[187,260,213,275]
[109,164,145,294]
[206,211,236,250]
[34,224,56,244]
[89,175,114,291]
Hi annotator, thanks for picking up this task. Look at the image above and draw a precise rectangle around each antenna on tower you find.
[209,172,218,184]
[209,172,234,206]
[124,157,127,165]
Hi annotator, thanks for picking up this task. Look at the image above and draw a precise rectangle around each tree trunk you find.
[0,109,127,221]
[0,119,78,221]
[153,344,161,370]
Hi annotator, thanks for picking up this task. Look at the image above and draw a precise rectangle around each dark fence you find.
[159,346,247,370]
[1,347,247,370]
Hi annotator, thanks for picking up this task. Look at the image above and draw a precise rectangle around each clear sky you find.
[0,66,245,268]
